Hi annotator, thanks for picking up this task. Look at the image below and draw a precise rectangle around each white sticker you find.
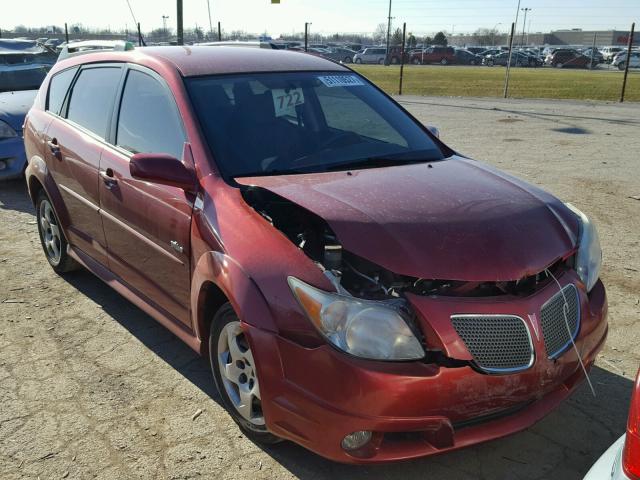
[271,88,305,117]
[317,75,365,88]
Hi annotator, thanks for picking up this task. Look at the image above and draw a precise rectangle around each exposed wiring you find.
[344,260,391,295]
[545,268,596,397]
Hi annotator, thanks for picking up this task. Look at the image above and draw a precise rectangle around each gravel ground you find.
[1,96,639,480]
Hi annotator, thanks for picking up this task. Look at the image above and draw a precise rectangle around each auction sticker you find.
[271,88,305,117]
[318,75,365,87]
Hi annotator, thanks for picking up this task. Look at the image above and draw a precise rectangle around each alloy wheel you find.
[217,321,264,426]
[39,199,62,265]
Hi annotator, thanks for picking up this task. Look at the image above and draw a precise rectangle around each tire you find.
[412,58,421,65]
[487,60,494,67]
[343,56,352,63]
[555,62,563,68]
[440,58,449,65]
[390,56,398,65]
[355,58,362,64]
[36,190,79,273]
[618,62,626,71]
[378,58,385,65]
[209,303,281,445]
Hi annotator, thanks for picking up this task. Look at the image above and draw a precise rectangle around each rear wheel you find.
[555,62,563,68]
[378,58,385,65]
[209,303,281,445]
[412,57,421,65]
[355,58,362,64]
[343,56,352,63]
[618,61,626,71]
[440,58,449,65]
[487,59,494,67]
[36,191,79,273]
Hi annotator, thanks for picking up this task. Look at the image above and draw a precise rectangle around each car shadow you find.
[61,269,634,480]
[0,178,34,215]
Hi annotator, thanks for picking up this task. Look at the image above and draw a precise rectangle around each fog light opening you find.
[341,430,372,451]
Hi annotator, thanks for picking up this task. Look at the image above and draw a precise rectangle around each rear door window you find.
[116,69,185,159]
[46,67,77,115]
[66,67,122,138]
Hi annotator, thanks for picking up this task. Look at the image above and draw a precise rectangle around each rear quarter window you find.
[46,67,77,115]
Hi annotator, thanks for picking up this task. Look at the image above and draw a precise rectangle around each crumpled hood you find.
[0,90,37,131]
[236,157,580,281]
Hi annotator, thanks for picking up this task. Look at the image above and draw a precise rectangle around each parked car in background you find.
[612,51,640,70]
[1,39,55,180]
[386,45,408,64]
[24,45,607,464]
[583,368,640,480]
[601,46,625,62]
[454,49,482,65]
[466,47,486,55]
[409,46,456,65]
[321,47,358,63]
[484,51,536,67]
[580,47,604,65]
[478,48,503,58]
[545,49,594,68]
[353,47,386,64]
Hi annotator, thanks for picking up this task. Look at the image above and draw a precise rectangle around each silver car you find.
[353,47,386,64]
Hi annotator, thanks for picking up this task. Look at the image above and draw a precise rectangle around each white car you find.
[583,369,639,480]
[601,46,625,62]
[612,51,640,70]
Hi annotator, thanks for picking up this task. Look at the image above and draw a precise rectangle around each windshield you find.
[186,71,447,178]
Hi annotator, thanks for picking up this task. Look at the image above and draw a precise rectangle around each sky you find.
[2,0,639,37]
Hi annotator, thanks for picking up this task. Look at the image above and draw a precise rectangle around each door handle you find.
[100,168,117,189]
[47,138,61,159]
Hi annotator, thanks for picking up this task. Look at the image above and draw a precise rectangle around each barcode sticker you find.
[317,75,365,88]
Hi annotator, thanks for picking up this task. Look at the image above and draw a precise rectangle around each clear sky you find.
[2,0,639,37]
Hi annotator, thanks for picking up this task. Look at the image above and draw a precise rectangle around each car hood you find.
[236,157,580,281]
[0,90,37,130]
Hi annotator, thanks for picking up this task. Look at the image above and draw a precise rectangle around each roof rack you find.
[57,40,135,61]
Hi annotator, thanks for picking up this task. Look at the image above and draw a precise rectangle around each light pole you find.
[492,22,501,46]
[520,7,531,46]
[385,0,393,65]
[304,22,312,51]
[162,15,169,40]
[206,0,213,40]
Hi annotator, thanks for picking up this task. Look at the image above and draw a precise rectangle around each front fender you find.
[191,250,278,345]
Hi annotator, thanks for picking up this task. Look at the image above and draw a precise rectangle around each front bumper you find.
[0,137,27,180]
[247,276,607,463]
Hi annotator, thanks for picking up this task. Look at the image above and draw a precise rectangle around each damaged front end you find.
[240,185,576,371]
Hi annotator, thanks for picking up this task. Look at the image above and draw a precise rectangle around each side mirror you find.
[427,125,440,138]
[129,153,195,191]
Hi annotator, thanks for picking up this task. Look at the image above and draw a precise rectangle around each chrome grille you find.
[540,283,580,358]
[451,315,534,374]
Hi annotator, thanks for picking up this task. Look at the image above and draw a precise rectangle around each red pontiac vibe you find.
[23,46,608,463]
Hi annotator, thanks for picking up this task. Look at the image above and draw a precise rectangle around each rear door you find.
[98,66,193,327]
[44,64,124,265]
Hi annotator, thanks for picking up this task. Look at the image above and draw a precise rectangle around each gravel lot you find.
[1,96,639,480]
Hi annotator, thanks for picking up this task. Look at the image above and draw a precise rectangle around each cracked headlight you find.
[0,120,18,140]
[288,277,425,361]
[566,203,602,292]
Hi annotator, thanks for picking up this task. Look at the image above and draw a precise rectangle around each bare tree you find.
[373,23,387,44]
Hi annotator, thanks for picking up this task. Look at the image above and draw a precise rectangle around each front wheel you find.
[209,303,281,445]
[440,58,449,65]
[487,60,494,67]
[618,61,626,71]
[378,58,385,64]
[412,57,421,65]
[343,56,352,63]
[555,62,563,68]
[355,58,362,64]
[36,191,79,273]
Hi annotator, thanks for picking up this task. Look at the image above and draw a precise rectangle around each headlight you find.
[288,277,425,361]
[566,204,602,292]
[0,120,18,140]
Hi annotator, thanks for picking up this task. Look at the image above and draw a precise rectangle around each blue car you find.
[1,39,55,180]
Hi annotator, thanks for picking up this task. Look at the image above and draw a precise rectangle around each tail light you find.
[622,369,640,480]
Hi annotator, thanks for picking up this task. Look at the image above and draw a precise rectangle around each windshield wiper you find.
[322,155,436,172]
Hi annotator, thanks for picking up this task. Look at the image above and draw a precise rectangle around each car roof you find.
[52,46,349,77]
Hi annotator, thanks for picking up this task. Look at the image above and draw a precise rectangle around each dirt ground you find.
[1,96,639,480]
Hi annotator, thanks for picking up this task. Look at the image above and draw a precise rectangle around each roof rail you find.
[57,40,135,61]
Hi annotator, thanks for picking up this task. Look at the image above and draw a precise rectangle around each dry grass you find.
[351,64,640,102]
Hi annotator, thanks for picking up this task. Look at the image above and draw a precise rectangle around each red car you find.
[24,46,607,464]
[410,46,456,65]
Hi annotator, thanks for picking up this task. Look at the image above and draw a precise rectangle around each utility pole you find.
[217,21,221,41]
[590,32,597,69]
[620,22,635,103]
[162,15,169,40]
[305,22,312,51]
[64,23,69,43]
[385,0,392,65]
[176,0,184,45]
[503,22,516,98]
[207,0,214,39]
[520,7,531,46]
[399,22,406,95]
